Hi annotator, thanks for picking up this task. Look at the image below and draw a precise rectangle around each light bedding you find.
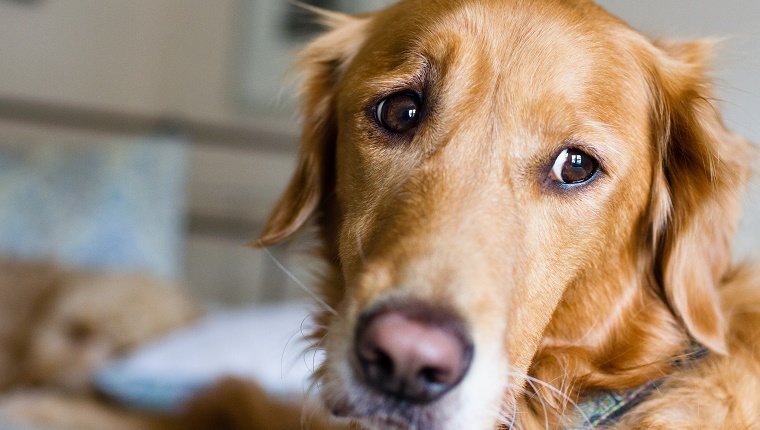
[96,300,323,411]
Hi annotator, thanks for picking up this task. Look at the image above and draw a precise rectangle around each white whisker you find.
[506,370,591,426]
[524,377,550,430]
[261,246,338,317]
[496,386,521,429]
[281,320,310,381]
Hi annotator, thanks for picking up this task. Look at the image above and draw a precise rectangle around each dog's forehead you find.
[341,0,651,146]
[357,0,616,71]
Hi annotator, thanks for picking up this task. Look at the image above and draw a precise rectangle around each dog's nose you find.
[355,306,473,404]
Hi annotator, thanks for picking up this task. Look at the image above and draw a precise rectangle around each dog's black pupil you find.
[562,150,597,184]
[377,92,421,134]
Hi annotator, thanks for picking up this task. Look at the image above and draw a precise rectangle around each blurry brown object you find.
[0,259,202,429]
[0,260,329,430]
[179,378,341,430]
[0,377,338,430]
[0,390,178,430]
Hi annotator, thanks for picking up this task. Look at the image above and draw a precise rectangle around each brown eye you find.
[375,91,422,134]
[550,148,599,185]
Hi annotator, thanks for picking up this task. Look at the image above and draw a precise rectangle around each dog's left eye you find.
[375,91,422,134]
[550,148,599,185]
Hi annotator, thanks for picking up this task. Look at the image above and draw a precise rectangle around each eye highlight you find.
[550,148,599,185]
[375,91,423,135]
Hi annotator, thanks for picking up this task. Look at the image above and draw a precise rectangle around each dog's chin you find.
[328,392,514,430]
[328,394,450,430]
[359,413,436,430]
[323,377,509,430]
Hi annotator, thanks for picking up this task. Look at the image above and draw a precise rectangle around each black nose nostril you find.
[420,366,447,385]
[354,304,473,404]
[360,347,395,386]
[375,349,395,375]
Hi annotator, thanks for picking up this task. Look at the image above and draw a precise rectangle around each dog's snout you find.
[355,305,473,404]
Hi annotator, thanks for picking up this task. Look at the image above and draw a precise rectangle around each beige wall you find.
[0,0,283,130]
[0,1,171,113]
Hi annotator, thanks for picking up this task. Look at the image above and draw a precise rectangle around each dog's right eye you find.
[375,91,422,134]
[550,148,599,185]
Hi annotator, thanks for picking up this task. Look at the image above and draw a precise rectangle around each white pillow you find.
[95,301,324,411]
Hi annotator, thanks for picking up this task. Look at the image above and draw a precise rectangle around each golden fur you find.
[251,0,760,429]
[0,260,201,429]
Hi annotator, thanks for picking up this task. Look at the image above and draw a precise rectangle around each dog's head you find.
[257,0,751,428]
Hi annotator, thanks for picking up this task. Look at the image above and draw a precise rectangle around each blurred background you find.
[0,0,394,307]
[0,0,757,306]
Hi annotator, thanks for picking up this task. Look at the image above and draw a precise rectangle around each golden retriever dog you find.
[0,259,201,429]
[247,0,760,429]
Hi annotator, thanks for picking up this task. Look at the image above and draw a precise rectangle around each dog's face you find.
[259,0,749,428]
[323,2,655,427]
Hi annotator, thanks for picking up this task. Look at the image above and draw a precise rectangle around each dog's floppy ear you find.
[255,11,370,247]
[648,39,752,354]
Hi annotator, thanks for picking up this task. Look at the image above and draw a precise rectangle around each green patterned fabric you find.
[566,343,708,429]
[566,379,663,429]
